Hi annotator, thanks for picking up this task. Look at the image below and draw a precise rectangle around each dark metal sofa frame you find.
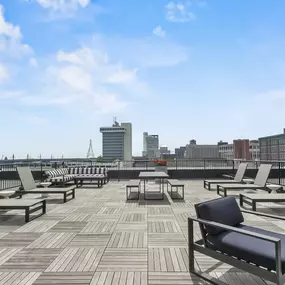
[188,205,285,285]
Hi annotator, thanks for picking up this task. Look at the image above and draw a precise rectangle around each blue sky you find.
[0,0,285,158]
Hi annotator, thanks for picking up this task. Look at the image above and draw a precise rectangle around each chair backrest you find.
[16,166,37,190]
[195,197,244,244]
[234,162,248,181]
[68,167,107,175]
[254,164,272,186]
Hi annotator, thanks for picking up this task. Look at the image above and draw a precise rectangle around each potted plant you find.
[153,159,168,173]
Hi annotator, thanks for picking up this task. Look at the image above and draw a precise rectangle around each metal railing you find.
[0,158,285,189]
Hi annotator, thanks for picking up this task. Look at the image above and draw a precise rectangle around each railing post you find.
[232,160,235,177]
[118,161,120,182]
[279,162,281,185]
[175,159,177,170]
[40,161,43,182]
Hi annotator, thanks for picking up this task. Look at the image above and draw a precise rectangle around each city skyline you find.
[1,1,285,157]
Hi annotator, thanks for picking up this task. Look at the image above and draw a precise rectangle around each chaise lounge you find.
[204,162,248,190]
[17,167,76,203]
[188,196,285,285]
[216,163,272,197]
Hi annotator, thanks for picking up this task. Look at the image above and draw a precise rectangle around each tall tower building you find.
[100,119,132,162]
[142,132,159,158]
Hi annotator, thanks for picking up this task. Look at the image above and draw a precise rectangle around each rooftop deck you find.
[0,180,282,284]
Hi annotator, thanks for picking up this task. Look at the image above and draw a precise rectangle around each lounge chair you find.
[0,199,46,223]
[16,167,76,203]
[188,196,285,285]
[217,163,272,197]
[240,192,285,211]
[204,162,248,190]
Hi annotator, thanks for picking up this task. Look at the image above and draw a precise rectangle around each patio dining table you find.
[139,171,169,200]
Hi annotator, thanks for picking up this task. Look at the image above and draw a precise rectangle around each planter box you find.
[155,166,168,174]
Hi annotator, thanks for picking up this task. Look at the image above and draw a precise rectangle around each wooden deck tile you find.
[33,272,94,284]
[90,272,148,285]
[63,213,91,222]
[0,248,61,271]
[80,221,117,233]
[67,234,111,248]
[115,223,147,232]
[14,221,59,233]
[108,232,147,248]
[46,248,104,272]
[148,248,188,272]
[0,233,41,247]
[148,207,173,215]
[148,233,187,248]
[0,248,23,266]
[148,272,208,284]
[0,272,41,285]
[26,233,76,248]
[97,207,123,215]
[148,221,182,233]
[120,213,147,223]
[49,221,87,233]
[97,248,147,271]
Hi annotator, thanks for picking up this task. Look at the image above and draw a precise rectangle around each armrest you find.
[188,216,280,243]
[222,174,234,179]
[241,209,285,221]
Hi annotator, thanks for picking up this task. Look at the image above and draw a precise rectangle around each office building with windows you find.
[259,129,285,160]
[143,132,160,158]
[100,120,132,162]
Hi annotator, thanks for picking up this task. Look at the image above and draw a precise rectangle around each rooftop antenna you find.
[86,139,95,159]
[113,116,119,126]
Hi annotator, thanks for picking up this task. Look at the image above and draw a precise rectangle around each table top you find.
[139,171,169,178]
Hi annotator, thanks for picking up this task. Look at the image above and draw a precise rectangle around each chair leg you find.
[188,218,195,271]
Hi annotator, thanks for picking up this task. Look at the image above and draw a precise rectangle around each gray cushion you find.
[197,197,244,235]
[207,225,285,273]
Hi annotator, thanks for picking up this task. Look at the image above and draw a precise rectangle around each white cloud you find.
[14,46,142,114]
[165,2,196,23]
[0,5,21,39]
[0,62,8,82]
[33,0,90,12]
[153,26,166,38]
[29,58,38,68]
[0,4,32,57]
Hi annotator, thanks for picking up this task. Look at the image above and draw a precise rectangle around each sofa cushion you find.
[68,167,107,175]
[207,225,285,273]
[197,197,244,235]
[48,176,74,183]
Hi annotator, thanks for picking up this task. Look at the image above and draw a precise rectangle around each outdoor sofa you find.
[45,167,109,187]
[188,196,285,285]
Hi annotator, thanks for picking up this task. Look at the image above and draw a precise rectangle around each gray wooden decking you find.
[0,180,283,284]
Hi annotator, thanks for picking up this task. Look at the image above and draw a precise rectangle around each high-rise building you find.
[100,120,132,162]
[143,132,159,158]
[175,146,186,158]
[259,129,285,160]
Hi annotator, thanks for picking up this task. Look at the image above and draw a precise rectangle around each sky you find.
[0,0,285,158]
